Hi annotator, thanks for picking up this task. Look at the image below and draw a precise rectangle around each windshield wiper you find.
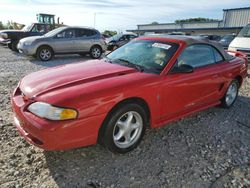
[115,58,144,72]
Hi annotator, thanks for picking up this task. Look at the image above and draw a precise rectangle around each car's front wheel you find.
[36,46,53,61]
[101,103,147,153]
[220,79,239,108]
[90,46,102,59]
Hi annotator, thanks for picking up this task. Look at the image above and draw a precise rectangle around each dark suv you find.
[106,33,137,51]
[0,23,55,51]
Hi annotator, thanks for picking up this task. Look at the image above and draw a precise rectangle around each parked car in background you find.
[219,34,236,49]
[198,34,221,41]
[18,26,106,61]
[228,23,250,62]
[0,23,55,51]
[106,33,137,51]
[12,35,248,153]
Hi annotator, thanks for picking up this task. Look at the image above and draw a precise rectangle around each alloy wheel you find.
[113,111,143,149]
[91,47,101,58]
[225,82,238,106]
[40,49,51,61]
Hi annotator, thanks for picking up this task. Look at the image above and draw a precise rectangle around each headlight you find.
[0,33,8,39]
[27,102,78,120]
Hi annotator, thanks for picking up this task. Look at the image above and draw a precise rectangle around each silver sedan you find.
[17,26,107,61]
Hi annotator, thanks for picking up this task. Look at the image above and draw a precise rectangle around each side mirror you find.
[172,64,194,74]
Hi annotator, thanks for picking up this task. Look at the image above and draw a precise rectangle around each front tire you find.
[36,46,53,61]
[101,103,147,153]
[90,46,102,59]
[220,79,239,108]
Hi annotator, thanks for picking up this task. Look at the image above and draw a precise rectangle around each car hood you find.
[229,37,250,49]
[20,36,45,43]
[0,29,24,34]
[20,60,137,98]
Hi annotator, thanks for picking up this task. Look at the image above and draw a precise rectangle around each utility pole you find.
[94,13,96,28]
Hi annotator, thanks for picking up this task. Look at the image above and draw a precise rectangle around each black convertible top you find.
[140,34,233,61]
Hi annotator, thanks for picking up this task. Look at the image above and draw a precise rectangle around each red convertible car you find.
[11,35,248,153]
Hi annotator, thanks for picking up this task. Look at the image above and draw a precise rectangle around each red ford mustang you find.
[11,35,248,153]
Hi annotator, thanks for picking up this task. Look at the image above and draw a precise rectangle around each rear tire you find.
[90,46,102,59]
[100,103,147,153]
[36,46,53,61]
[220,79,239,108]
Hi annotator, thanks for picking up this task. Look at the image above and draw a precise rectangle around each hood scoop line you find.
[32,69,137,97]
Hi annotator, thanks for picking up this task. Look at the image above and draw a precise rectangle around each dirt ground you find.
[0,45,249,188]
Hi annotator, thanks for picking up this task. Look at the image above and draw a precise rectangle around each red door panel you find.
[160,63,223,120]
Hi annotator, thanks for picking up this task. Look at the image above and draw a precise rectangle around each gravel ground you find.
[0,45,249,188]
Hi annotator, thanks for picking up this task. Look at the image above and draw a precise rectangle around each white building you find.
[128,7,250,35]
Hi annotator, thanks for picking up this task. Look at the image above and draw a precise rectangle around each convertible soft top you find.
[140,35,233,61]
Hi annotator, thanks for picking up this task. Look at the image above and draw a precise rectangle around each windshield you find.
[106,40,179,74]
[107,34,122,42]
[44,27,66,37]
[220,35,235,42]
[238,24,250,38]
[21,23,33,31]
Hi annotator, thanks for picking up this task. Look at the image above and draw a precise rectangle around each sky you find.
[0,0,249,32]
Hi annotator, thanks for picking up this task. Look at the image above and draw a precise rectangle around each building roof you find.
[127,26,243,33]
[223,7,250,11]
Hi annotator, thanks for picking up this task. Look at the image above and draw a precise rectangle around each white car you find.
[228,24,250,62]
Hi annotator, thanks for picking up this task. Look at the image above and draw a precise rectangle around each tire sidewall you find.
[221,79,239,108]
[90,46,102,59]
[37,46,53,61]
[103,103,147,153]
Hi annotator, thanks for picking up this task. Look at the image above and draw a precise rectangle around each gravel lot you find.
[0,45,249,188]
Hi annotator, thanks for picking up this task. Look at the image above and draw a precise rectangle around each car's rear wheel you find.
[101,103,147,153]
[220,79,239,108]
[36,46,53,61]
[90,46,102,59]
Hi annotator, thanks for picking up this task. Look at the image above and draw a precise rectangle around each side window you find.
[57,29,75,39]
[119,36,126,41]
[76,29,96,37]
[177,44,215,68]
[31,24,46,33]
[129,35,136,40]
[212,47,224,62]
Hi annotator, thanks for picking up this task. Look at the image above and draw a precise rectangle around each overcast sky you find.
[0,0,249,32]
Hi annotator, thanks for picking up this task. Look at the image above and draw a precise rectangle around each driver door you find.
[160,44,224,120]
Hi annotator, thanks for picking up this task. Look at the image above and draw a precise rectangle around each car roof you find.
[139,34,233,60]
[64,26,97,30]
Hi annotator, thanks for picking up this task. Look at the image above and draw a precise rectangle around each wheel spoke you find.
[114,130,124,141]
[131,122,140,130]
[126,112,133,125]
[124,132,131,143]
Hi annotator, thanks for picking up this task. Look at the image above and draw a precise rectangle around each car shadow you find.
[43,95,250,187]
[30,54,93,67]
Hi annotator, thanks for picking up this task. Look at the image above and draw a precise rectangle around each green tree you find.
[0,21,4,30]
[175,17,219,24]
[103,30,117,37]
[151,21,159,25]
